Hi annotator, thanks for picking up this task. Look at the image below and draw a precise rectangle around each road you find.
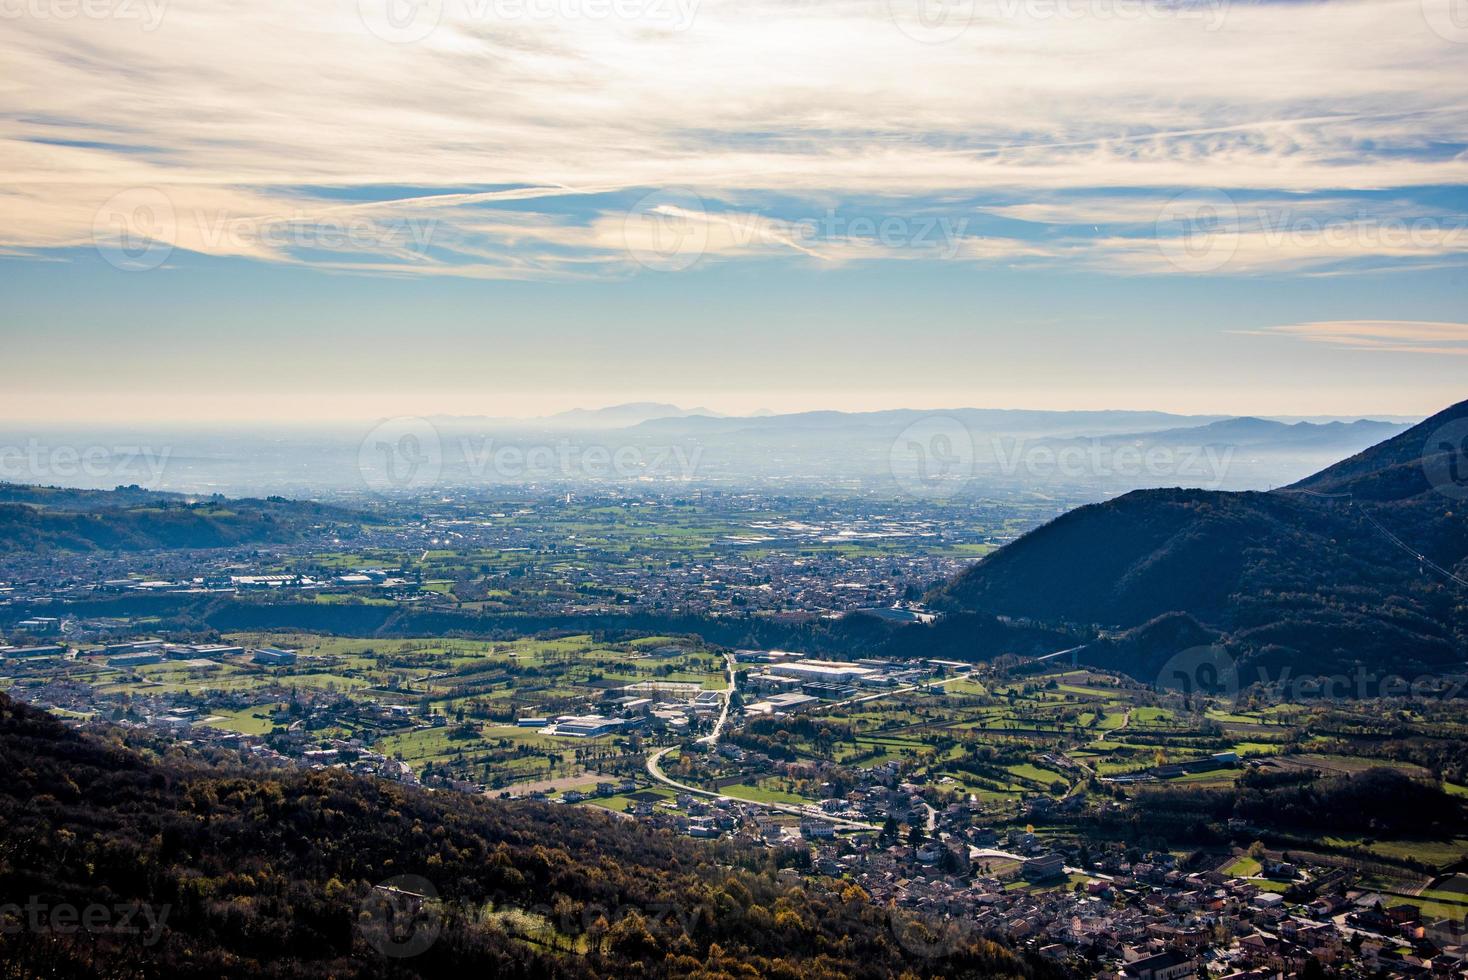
[971,847,1027,863]
[644,745,878,831]
[798,643,1092,718]
[1030,645,1089,664]
[1280,487,1468,591]
[810,665,983,715]
[643,648,1085,831]
[968,847,1110,882]
[645,654,879,831]
[818,643,1091,714]
[696,653,737,745]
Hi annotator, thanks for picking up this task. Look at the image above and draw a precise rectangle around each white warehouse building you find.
[767,660,874,684]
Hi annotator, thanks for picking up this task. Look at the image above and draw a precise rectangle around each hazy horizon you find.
[0,395,1447,428]
[0,399,1432,431]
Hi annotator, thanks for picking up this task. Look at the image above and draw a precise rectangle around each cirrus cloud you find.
[1237,320,1468,355]
[1,0,1466,278]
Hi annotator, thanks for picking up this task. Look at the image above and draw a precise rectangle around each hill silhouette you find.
[932,399,1468,679]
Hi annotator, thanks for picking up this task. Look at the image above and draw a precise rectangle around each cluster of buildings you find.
[1,637,292,673]
[737,650,937,710]
[0,489,998,625]
[536,714,639,738]
[750,801,1468,979]
[11,673,437,789]
[585,545,962,620]
[576,675,1468,980]
[0,642,68,665]
[353,494,981,619]
[0,550,436,614]
[528,687,725,738]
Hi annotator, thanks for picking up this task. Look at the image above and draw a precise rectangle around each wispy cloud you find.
[1238,320,1468,355]
[2,0,1467,277]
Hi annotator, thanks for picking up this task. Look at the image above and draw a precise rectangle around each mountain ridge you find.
[0,482,362,554]
[932,398,1468,679]
[1103,416,1409,449]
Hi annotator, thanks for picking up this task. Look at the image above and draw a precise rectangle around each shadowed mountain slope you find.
[932,400,1468,677]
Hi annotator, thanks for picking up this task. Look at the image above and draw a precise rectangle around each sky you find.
[2,0,1466,422]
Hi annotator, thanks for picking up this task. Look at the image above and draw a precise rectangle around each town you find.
[4,613,1466,979]
[0,490,1054,622]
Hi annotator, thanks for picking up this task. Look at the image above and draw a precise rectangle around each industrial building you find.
[801,682,856,700]
[744,672,806,693]
[2,644,66,661]
[541,715,628,738]
[102,640,164,655]
[175,644,245,659]
[768,659,874,684]
[110,651,164,668]
[252,647,299,666]
[745,692,820,715]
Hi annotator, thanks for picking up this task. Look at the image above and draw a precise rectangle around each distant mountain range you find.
[429,402,722,429]
[624,408,1414,494]
[1104,416,1410,450]
[630,407,1232,437]
[628,408,1410,449]
[541,402,723,428]
[0,407,1423,497]
[427,404,1416,440]
[931,399,1468,681]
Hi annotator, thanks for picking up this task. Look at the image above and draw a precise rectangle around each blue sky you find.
[2,0,1466,421]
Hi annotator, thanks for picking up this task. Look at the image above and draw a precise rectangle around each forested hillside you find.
[932,399,1468,677]
[0,483,359,553]
[0,693,1049,979]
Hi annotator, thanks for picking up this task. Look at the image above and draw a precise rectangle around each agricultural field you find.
[272,493,1021,618]
[667,667,1256,814]
[653,657,1468,897]
[9,605,1468,911]
[6,630,725,792]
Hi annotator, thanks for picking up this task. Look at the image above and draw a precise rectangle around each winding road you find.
[696,653,737,745]
[643,653,878,831]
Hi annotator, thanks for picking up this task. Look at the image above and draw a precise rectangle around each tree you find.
[1299,956,1330,980]
[606,910,658,959]
[881,815,900,842]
